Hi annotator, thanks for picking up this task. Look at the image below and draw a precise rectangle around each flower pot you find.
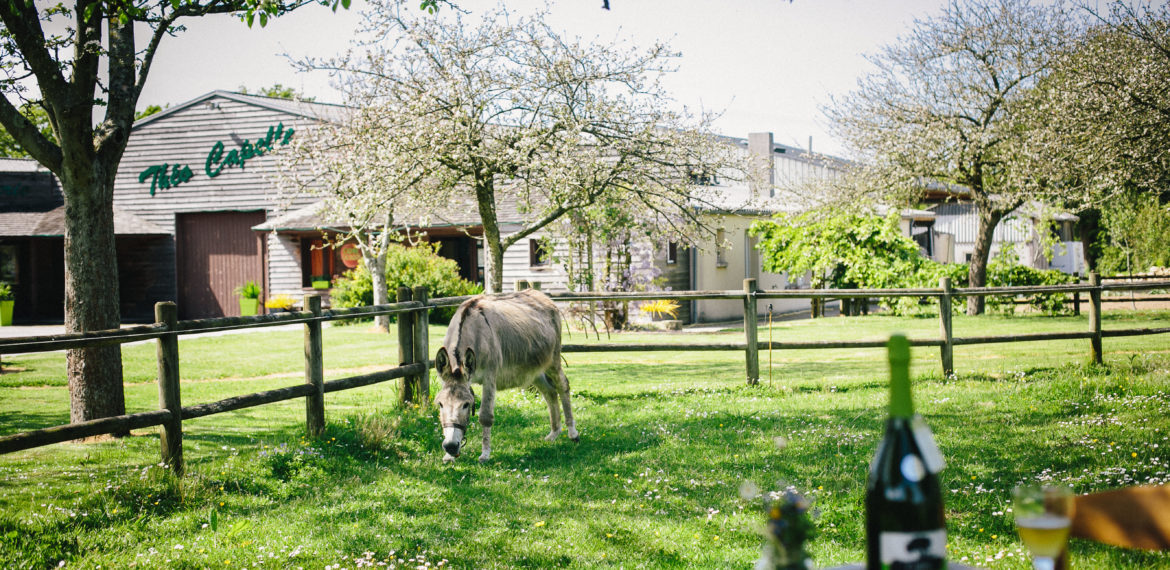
[311,280,331,290]
[239,297,259,316]
[0,300,12,326]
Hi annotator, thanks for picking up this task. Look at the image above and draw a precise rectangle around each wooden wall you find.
[112,95,326,314]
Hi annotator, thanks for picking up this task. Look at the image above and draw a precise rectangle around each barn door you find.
[176,211,265,319]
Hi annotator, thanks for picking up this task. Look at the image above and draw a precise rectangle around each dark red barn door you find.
[176,211,265,319]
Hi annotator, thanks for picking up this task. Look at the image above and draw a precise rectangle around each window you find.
[910,220,934,257]
[300,237,337,287]
[529,239,552,267]
[0,245,17,283]
[666,242,678,265]
[689,170,719,186]
[715,229,728,268]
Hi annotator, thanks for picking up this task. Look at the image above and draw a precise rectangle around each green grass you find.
[1,311,1169,568]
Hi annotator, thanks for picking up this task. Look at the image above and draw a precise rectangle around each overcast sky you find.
[137,0,952,158]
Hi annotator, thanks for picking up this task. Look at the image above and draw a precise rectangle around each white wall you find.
[692,214,805,322]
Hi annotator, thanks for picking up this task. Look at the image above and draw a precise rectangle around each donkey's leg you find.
[551,362,580,442]
[478,381,497,463]
[535,373,562,441]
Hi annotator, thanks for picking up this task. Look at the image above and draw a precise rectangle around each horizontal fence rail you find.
[1,274,1169,474]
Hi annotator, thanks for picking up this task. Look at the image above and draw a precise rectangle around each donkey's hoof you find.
[544,430,562,442]
[478,453,491,463]
[568,428,580,442]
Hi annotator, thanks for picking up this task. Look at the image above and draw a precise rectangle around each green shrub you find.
[986,253,1077,315]
[0,282,12,301]
[330,243,481,323]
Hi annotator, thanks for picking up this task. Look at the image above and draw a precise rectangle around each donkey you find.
[433,289,579,463]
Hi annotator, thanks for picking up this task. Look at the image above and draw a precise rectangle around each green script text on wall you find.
[137,122,296,196]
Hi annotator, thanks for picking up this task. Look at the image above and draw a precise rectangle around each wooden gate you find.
[176,211,265,319]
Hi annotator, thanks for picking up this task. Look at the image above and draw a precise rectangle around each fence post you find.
[397,286,418,405]
[154,302,183,476]
[1089,272,1102,364]
[1073,272,1081,316]
[303,295,325,437]
[743,278,759,386]
[412,286,431,404]
[938,277,954,377]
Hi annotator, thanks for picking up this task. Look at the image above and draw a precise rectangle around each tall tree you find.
[0,1,333,425]
[299,1,735,294]
[277,103,431,330]
[1026,2,1170,271]
[825,0,1069,314]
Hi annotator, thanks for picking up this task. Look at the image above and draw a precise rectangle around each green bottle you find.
[866,335,947,570]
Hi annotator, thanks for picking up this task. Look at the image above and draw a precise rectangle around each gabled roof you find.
[0,206,168,237]
[132,90,350,129]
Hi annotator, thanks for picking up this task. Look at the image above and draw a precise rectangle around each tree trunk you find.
[366,249,390,331]
[1076,207,1102,274]
[473,176,505,294]
[62,164,126,427]
[966,206,1007,316]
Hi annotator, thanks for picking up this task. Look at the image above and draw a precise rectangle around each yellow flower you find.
[1132,452,1138,458]
[534,521,545,527]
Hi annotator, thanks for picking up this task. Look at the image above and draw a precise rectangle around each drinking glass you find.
[1013,485,1074,570]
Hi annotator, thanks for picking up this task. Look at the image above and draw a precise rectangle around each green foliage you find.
[0,282,12,301]
[750,211,923,290]
[986,249,1078,315]
[134,104,164,121]
[237,84,315,101]
[1096,190,1170,274]
[232,280,261,299]
[330,243,481,323]
[0,103,55,158]
[753,212,1081,316]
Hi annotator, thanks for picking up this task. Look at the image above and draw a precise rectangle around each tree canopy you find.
[289,0,737,293]
[824,0,1070,314]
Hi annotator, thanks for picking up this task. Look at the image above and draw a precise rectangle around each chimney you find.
[748,132,775,198]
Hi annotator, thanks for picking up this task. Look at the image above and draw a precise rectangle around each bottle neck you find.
[888,335,914,419]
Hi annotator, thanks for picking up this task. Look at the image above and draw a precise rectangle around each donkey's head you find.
[434,346,477,460]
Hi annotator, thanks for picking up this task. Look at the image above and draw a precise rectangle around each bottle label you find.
[911,416,946,474]
[879,529,946,569]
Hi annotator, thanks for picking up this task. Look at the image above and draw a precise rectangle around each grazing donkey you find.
[434,289,579,463]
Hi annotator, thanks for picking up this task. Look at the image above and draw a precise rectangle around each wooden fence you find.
[1,273,1169,475]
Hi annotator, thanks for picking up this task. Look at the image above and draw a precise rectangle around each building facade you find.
[0,91,1084,325]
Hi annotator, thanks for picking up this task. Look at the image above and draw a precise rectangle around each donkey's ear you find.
[464,347,476,376]
[435,347,449,373]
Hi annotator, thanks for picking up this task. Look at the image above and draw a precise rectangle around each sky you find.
[137,0,954,158]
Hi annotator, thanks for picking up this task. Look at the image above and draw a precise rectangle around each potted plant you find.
[0,282,13,326]
[234,281,262,316]
[311,274,331,290]
[264,294,298,313]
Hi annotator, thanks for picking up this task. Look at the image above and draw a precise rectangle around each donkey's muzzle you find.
[442,424,465,457]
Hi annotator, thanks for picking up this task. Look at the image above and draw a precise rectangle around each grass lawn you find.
[1,310,1169,568]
